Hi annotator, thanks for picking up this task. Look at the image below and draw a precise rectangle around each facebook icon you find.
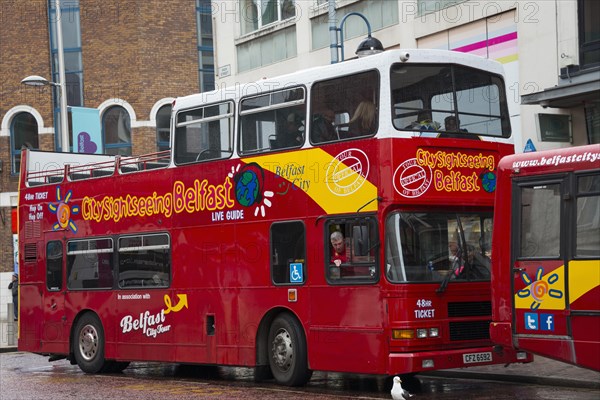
[525,313,538,330]
[540,314,555,331]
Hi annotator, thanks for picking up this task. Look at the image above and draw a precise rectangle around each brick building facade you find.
[0,0,206,272]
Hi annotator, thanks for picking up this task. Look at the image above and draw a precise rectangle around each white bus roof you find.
[173,49,506,112]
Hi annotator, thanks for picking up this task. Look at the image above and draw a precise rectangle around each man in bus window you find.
[284,112,304,147]
[444,116,468,133]
[330,231,348,267]
[311,107,337,143]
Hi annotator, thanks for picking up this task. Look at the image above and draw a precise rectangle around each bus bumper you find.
[489,321,514,348]
[388,345,531,374]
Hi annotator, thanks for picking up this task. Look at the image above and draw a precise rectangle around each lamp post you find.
[330,11,384,64]
[21,0,69,153]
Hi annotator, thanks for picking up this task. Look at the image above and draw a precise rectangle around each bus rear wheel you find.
[267,313,312,386]
[73,313,106,373]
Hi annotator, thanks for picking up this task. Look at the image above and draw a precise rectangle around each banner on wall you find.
[71,106,103,154]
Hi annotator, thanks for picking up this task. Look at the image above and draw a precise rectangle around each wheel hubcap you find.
[79,324,99,361]
[271,328,293,372]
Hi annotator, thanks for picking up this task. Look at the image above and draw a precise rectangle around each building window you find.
[10,112,39,175]
[156,104,172,151]
[102,106,132,156]
[585,102,600,144]
[579,0,600,67]
[240,0,296,35]
[196,0,215,91]
[237,25,297,72]
[48,0,83,151]
[311,1,398,51]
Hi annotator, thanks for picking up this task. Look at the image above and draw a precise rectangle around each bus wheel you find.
[267,313,312,386]
[73,313,106,373]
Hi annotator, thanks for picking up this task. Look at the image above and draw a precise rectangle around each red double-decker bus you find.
[17,49,529,386]
[490,144,600,372]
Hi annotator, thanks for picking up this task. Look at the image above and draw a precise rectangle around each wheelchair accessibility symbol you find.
[289,263,303,283]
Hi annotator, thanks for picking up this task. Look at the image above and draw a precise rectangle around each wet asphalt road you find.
[1,352,598,400]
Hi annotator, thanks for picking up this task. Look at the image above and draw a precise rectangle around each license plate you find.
[463,351,492,364]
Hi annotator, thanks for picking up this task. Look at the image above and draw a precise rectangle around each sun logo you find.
[48,186,80,233]
[517,266,563,310]
[229,163,274,217]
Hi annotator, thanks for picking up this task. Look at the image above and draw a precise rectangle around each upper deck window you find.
[310,70,379,144]
[239,87,306,155]
[174,101,234,164]
[391,64,511,138]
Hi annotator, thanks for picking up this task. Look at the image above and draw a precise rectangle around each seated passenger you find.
[440,115,480,140]
[348,101,376,136]
[274,113,304,149]
[311,107,337,143]
[407,110,440,131]
[444,116,468,133]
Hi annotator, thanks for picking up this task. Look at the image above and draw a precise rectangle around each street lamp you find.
[330,11,384,64]
[21,0,69,153]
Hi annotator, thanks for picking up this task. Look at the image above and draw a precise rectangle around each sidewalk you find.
[423,355,600,389]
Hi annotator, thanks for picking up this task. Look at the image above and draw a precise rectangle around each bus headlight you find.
[417,328,428,338]
[429,328,439,337]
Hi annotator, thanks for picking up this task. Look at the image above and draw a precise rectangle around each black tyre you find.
[73,313,106,373]
[267,313,312,386]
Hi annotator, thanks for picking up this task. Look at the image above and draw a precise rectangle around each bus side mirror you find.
[352,225,369,256]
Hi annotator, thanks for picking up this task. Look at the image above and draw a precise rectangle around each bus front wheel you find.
[73,313,106,373]
[267,313,312,386]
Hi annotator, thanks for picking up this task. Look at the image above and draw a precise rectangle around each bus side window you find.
[310,70,379,145]
[240,88,306,155]
[174,101,233,165]
[270,221,306,285]
[576,174,600,257]
[46,241,63,291]
[326,218,377,283]
[118,233,171,289]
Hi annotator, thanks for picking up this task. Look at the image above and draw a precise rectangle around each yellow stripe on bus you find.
[514,260,600,310]
[243,148,378,214]
[569,260,600,304]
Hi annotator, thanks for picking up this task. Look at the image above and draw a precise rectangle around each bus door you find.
[511,177,570,346]
[42,238,67,353]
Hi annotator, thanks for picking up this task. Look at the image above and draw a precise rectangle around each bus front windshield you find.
[385,212,492,284]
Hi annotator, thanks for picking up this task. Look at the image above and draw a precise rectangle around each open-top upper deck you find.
[21,150,171,187]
